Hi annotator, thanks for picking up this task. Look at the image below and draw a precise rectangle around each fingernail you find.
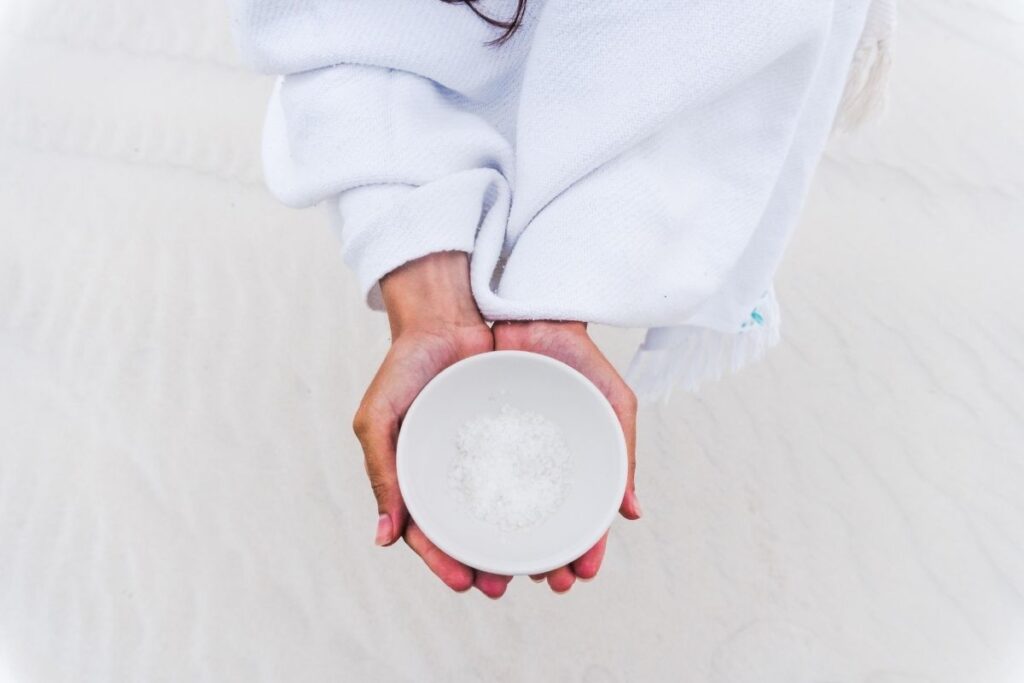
[374,513,393,546]
[631,491,644,518]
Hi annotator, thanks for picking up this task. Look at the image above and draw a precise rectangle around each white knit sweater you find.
[228,0,895,403]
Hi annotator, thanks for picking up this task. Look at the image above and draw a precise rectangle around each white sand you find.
[1,1,1023,681]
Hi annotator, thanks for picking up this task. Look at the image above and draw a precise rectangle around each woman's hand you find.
[492,319,643,593]
[352,251,513,599]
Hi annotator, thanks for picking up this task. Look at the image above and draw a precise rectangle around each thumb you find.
[612,384,642,521]
[352,404,409,547]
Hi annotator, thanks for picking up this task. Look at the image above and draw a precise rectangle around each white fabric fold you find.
[328,170,509,311]
[228,0,894,403]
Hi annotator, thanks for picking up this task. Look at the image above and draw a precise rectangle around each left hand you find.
[358,251,514,600]
[492,319,643,593]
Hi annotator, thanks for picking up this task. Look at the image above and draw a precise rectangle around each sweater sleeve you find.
[227,0,523,310]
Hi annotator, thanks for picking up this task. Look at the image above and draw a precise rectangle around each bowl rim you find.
[395,349,628,576]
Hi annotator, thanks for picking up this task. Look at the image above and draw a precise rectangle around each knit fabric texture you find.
[227,0,891,403]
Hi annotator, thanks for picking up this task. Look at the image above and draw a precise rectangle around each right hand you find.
[492,319,642,593]
[352,251,514,599]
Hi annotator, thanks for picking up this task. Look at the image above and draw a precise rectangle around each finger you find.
[403,519,474,593]
[571,530,609,580]
[529,573,547,583]
[608,382,642,520]
[623,487,643,520]
[473,571,514,599]
[546,566,576,593]
[576,365,642,521]
[352,399,409,546]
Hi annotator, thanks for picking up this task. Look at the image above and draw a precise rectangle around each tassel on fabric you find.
[833,0,897,132]
[624,290,781,406]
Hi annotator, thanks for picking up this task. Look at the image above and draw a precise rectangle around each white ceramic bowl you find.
[396,349,627,576]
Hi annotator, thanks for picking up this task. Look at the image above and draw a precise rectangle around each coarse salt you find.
[448,401,572,531]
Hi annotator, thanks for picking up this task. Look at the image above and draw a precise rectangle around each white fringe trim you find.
[833,0,898,132]
[624,291,781,406]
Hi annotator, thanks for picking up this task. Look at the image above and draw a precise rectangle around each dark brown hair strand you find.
[440,0,528,46]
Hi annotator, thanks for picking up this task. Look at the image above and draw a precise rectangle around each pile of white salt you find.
[448,401,572,531]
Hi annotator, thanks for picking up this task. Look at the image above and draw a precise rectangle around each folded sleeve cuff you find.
[330,168,499,311]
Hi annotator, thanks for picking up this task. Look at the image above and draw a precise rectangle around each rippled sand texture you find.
[1,1,1022,681]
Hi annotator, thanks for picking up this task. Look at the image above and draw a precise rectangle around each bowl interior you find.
[396,350,627,576]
